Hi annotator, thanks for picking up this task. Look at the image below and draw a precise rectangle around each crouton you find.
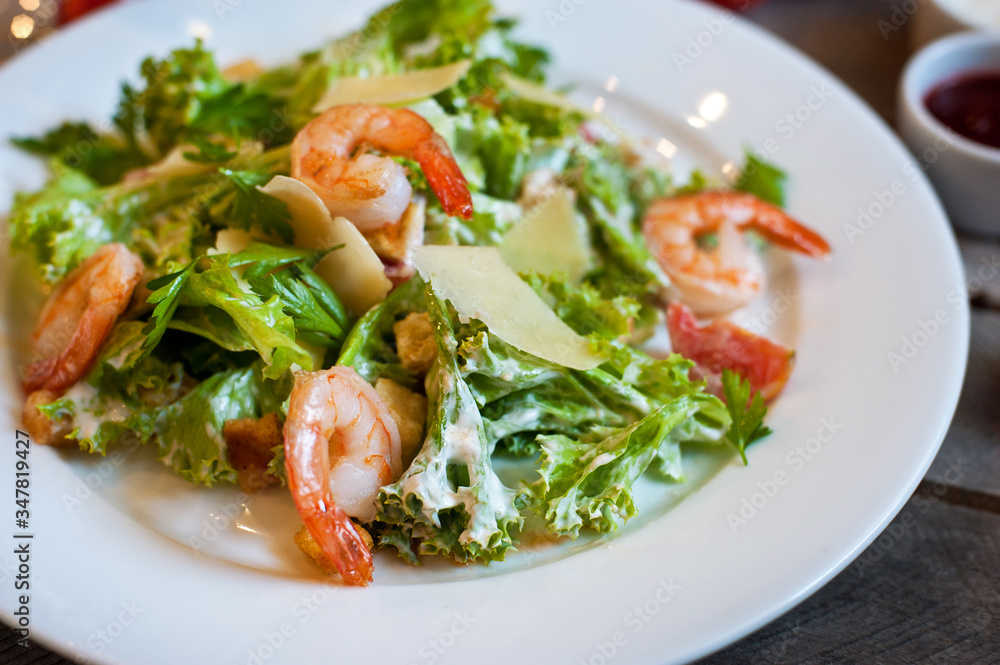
[375,378,428,466]
[223,413,283,493]
[393,311,436,375]
[222,59,264,82]
[363,195,426,264]
[294,523,374,576]
[22,390,76,447]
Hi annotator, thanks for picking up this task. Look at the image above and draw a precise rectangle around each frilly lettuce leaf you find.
[142,245,347,379]
[522,395,712,537]
[377,287,521,564]
[41,322,292,485]
[155,363,291,486]
[38,321,182,455]
[8,163,135,285]
[11,122,147,186]
[155,366,264,486]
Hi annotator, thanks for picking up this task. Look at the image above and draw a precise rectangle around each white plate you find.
[0,1,968,663]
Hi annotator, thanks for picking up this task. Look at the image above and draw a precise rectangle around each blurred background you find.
[0,0,967,122]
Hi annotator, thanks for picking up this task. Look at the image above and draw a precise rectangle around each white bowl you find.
[912,0,1000,51]
[898,32,1000,236]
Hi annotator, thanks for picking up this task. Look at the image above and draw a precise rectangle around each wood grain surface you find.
[2,1,997,664]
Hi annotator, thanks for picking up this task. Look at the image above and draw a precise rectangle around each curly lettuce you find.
[377,287,521,563]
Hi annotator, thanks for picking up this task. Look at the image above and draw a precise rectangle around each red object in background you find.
[60,0,118,23]
[666,302,794,403]
[704,0,767,9]
[925,72,1000,150]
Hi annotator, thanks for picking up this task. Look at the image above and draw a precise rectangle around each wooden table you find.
[2,1,998,663]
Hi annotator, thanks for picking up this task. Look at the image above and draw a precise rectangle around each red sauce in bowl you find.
[925,72,1000,150]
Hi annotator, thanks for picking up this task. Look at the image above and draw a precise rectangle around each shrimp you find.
[291,104,473,231]
[23,243,144,395]
[283,366,403,586]
[642,191,830,317]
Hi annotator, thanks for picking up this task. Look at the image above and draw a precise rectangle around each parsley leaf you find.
[182,137,238,164]
[142,263,194,358]
[248,262,350,348]
[216,169,294,243]
[735,150,787,207]
[721,369,772,465]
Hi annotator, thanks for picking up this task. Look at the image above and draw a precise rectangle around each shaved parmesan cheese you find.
[499,72,584,114]
[500,71,618,134]
[260,176,391,315]
[210,229,255,255]
[208,229,257,293]
[139,144,214,179]
[312,60,472,112]
[413,246,604,371]
[499,186,592,283]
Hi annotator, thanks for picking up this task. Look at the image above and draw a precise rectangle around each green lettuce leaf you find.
[523,396,710,537]
[8,163,135,284]
[142,252,312,378]
[155,366,268,485]
[38,322,183,455]
[116,39,290,155]
[377,287,521,564]
[11,122,147,186]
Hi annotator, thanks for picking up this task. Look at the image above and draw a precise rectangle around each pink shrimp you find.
[291,104,473,230]
[283,366,402,586]
[23,243,144,395]
[642,191,830,317]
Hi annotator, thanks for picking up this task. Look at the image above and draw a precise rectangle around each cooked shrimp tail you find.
[413,136,473,220]
[733,195,830,259]
[283,366,402,585]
